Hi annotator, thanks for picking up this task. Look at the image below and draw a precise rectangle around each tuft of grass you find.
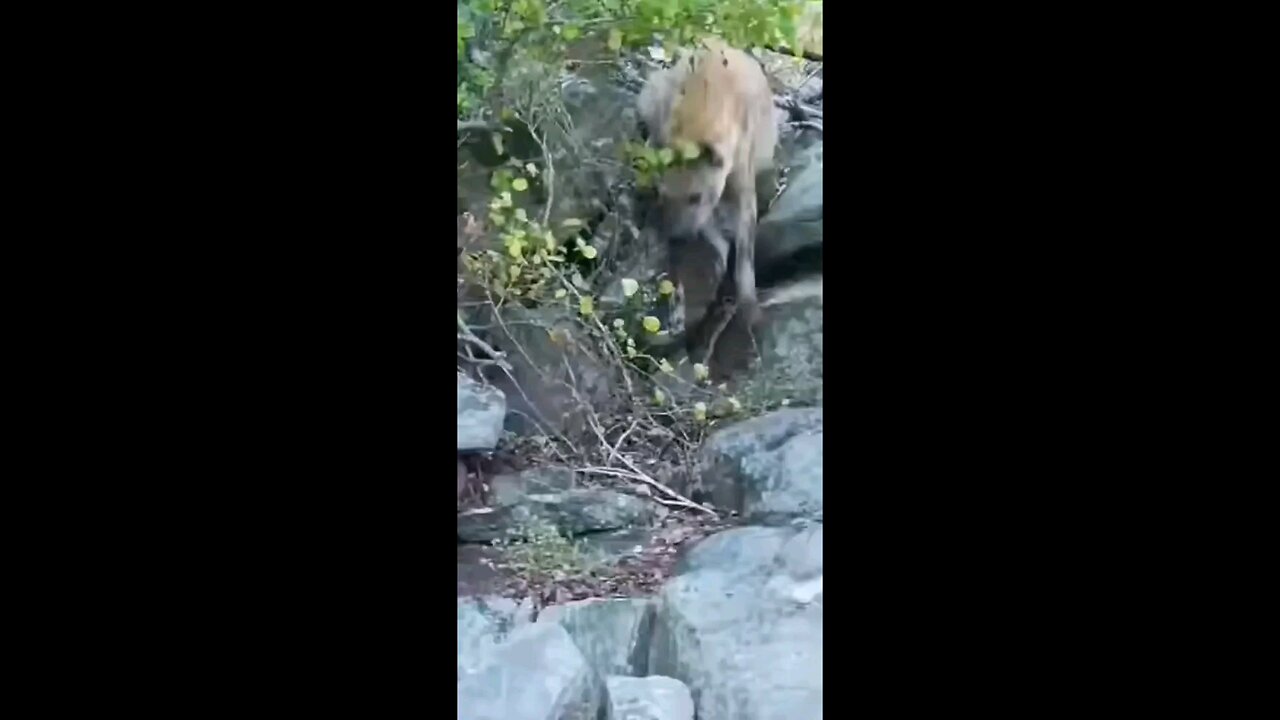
[491,519,599,581]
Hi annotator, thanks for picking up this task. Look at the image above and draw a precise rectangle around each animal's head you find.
[639,39,746,241]
[651,48,744,241]
[653,140,733,241]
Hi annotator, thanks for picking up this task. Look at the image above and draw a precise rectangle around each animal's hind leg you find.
[728,168,762,326]
[723,162,764,367]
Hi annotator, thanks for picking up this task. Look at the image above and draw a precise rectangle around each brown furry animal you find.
[637,38,778,354]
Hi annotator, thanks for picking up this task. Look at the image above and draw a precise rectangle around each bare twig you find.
[459,307,580,456]
[578,404,716,516]
[458,352,509,369]
[773,95,823,121]
[491,359,581,457]
[458,119,503,133]
[458,313,513,371]
[577,466,717,516]
[533,129,555,226]
[789,120,823,134]
[482,293,553,384]
[606,419,639,466]
[545,265,636,396]
[462,319,550,331]
[761,44,824,63]
[800,64,823,91]
[504,407,574,463]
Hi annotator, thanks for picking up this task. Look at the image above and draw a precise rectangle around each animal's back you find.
[638,38,777,171]
[683,39,775,170]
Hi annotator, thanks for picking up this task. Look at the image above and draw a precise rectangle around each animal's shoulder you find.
[681,42,761,107]
[639,38,772,145]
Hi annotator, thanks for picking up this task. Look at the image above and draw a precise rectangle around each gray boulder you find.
[457,595,535,679]
[762,523,825,607]
[488,467,579,505]
[648,525,823,720]
[457,486,662,544]
[458,621,603,720]
[539,598,656,677]
[751,140,822,401]
[605,676,694,720]
[672,525,798,576]
[756,141,822,274]
[697,408,824,524]
[479,304,613,439]
[553,70,640,231]
[752,292,823,406]
[458,373,507,451]
[775,522,823,582]
[799,74,823,103]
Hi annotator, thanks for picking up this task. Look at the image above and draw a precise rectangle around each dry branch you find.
[458,313,513,371]
[578,466,717,516]
[762,44,824,63]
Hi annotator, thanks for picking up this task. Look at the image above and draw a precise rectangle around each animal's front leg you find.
[699,220,743,362]
[701,220,732,282]
[669,227,726,348]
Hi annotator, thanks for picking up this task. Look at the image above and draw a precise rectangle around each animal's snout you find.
[667,232,697,249]
[656,204,701,239]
